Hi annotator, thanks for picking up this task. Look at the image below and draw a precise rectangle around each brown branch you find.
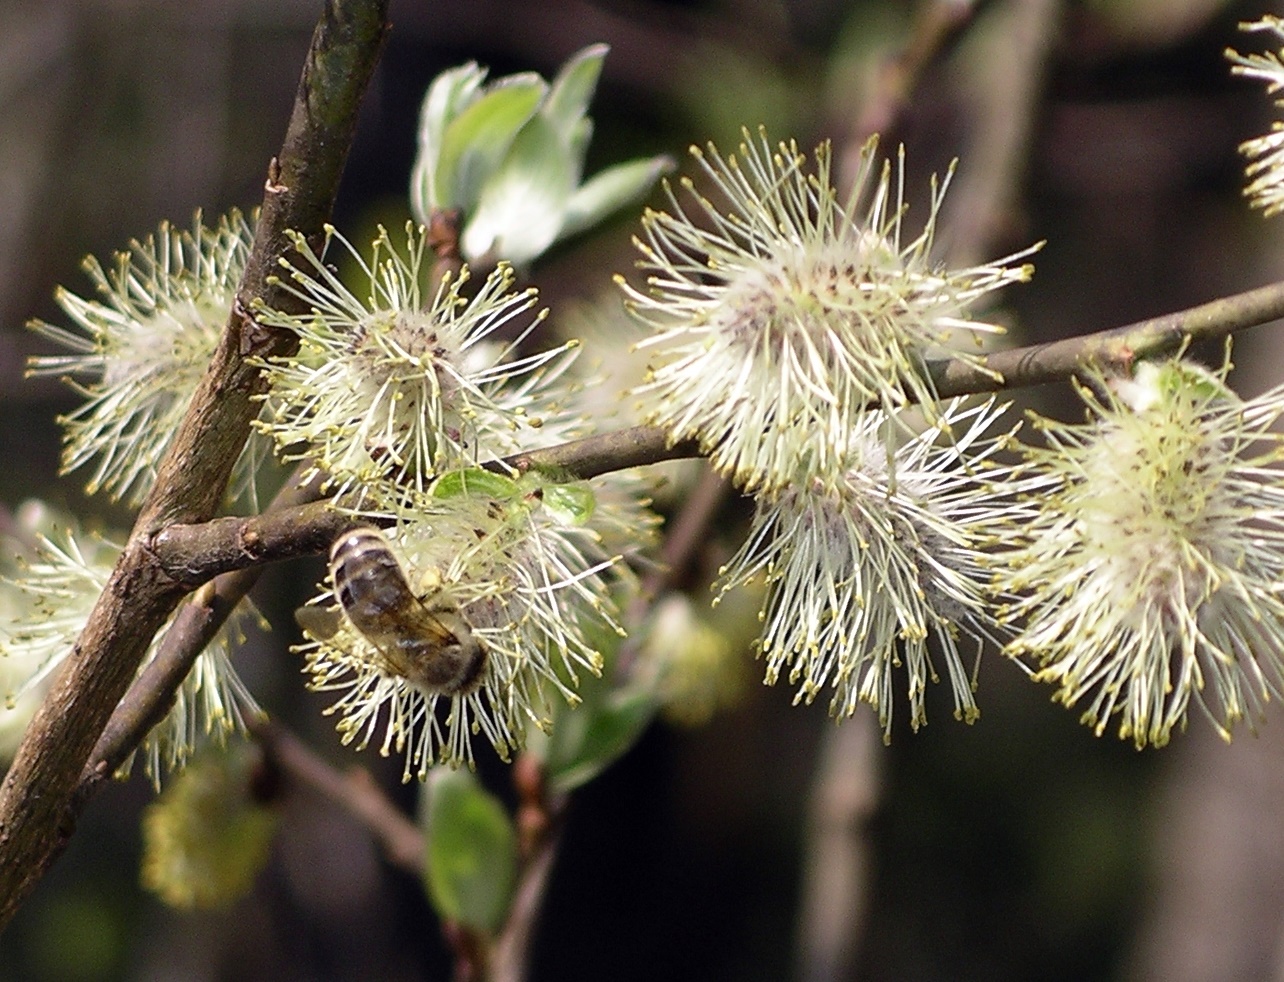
[939,0,1060,268]
[140,277,1284,589]
[649,467,731,592]
[506,425,700,479]
[842,0,977,156]
[0,0,390,931]
[485,473,732,981]
[149,499,350,590]
[794,714,882,982]
[253,720,425,874]
[935,275,1284,392]
[74,573,259,800]
[490,754,568,982]
[490,824,562,982]
[149,427,703,585]
[612,463,729,679]
[75,469,325,804]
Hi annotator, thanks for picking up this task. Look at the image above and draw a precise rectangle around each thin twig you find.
[490,822,563,982]
[842,0,977,161]
[142,276,1284,588]
[149,427,700,585]
[490,754,568,982]
[0,0,390,930]
[615,463,730,677]
[487,468,734,980]
[75,469,325,804]
[938,275,1284,392]
[75,572,259,799]
[793,714,882,982]
[649,466,730,597]
[252,719,424,874]
[940,0,1061,268]
[506,425,700,479]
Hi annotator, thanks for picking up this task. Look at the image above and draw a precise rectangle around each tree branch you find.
[0,0,390,931]
[846,0,977,148]
[148,427,702,585]
[491,754,568,982]
[141,276,1284,588]
[75,469,325,806]
[253,720,425,875]
[932,276,1284,392]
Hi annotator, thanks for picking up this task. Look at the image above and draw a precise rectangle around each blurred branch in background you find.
[794,714,882,982]
[1128,724,1284,982]
[938,0,1061,267]
[254,719,426,874]
[796,3,1061,975]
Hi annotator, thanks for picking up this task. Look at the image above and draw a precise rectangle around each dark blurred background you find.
[5,0,1284,979]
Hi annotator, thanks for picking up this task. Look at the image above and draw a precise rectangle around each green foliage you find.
[430,467,521,501]
[422,768,519,935]
[411,44,671,266]
[544,668,657,793]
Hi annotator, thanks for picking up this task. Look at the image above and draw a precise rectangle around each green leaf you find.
[559,155,674,242]
[564,116,595,186]
[541,483,597,526]
[411,62,489,216]
[1154,360,1237,406]
[545,684,657,793]
[435,76,546,211]
[431,467,519,501]
[462,112,575,265]
[422,63,488,140]
[422,769,518,936]
[542,44,608,143]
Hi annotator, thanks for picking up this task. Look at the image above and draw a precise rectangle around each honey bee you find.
[298,526,487,696]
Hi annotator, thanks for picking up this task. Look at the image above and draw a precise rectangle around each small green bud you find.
[431,467,520,501]
[539,483,597,526]
[1113,358,1237,413]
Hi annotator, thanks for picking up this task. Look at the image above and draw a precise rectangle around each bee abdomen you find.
[330,527,416,621]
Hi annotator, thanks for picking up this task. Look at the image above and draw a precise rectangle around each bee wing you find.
[294,604,344,642]
[403,598,471,648]
[400,600,488,694]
